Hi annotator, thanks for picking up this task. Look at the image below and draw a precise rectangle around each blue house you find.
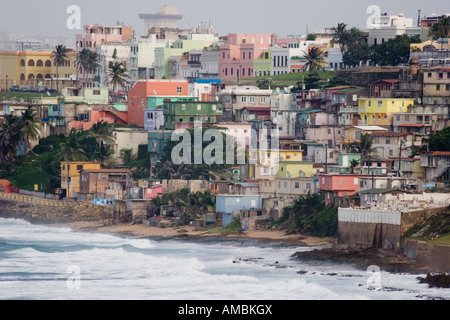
[216,195,263,226]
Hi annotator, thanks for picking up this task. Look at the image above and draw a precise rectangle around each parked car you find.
[9,85,20,92]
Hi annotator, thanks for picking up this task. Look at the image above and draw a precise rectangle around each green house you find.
[164,101,223,130]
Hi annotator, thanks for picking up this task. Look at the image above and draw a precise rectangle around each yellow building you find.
[0,50,77,92]
[248,149,303,179]
[276,161,314,178]
[60,161,101,198]
[358,98,415,126]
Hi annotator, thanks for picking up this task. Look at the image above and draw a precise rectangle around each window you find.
[446,84,450,91]
[428,72,432,78]
[378,101,382,107]
[93,90,101,95]
[241,97,247,103]
[260,97,266,103]
[249,96,255,103]
[339,177,344,185]
[436,84,440,91]
[439,73,443,79]
[28,59,35,67]
[197,104,202,111]
[77,165,83,170]
[177,87,183,93]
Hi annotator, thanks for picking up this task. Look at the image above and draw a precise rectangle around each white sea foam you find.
[1,218,449,300]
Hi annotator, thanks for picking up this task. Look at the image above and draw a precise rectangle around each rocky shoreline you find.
[1,199,447,284]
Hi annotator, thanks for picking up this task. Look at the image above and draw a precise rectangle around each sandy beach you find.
[66,220,336,247]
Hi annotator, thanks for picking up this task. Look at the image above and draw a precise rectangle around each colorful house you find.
[215,195,264,226]
[163,101,223,130]
[127,79,191,127]
[276,161,314,178]
[358,98,415,126]
[319,174,361,205]
[60,161,101,198]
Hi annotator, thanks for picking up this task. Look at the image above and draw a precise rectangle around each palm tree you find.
[20,107,41,156]
[349,159,360,174]
[331,22,348,55]
[89,121,114,163]
[356,133,375,167]
[0,114,22,163]
[52,45,69,93]
[119,148,136,166]
[108,60,129,102]
[76,49,99,85]
[429,17,450,51]
[58,130,88,162]
[303,47,325,75]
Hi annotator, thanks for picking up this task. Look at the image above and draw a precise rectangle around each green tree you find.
[119,148,136,166]
[108,60,129,102]
[371,34,421,66]
[20,107,41,156]
[89,121,114,163]
[349,159,360,174]
[303,47,326,75]
[429,16,450,51]
[58,130,88,162]
[331,22,349,56]
[52,45,69,92]
[429,127,450,152]
[0,114,22,164]
[356,133,375,165]
[76,49,99,81]
[306,33,317,41]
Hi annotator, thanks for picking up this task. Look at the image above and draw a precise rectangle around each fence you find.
[0,192,76,208]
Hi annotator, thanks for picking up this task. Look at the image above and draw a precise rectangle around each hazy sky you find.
[1,0,449,39]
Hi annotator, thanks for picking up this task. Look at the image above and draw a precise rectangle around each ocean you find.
[0,218,449,300]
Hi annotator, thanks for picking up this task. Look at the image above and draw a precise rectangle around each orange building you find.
[127,79,189,127]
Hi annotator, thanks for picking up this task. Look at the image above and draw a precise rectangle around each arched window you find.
[37,60,43,67]
[20,59,25,67]
[28,74,35,80]
[28,59,35,67]
[37,74,43,80]
[20,74,25,81]
[45,60,51,67]
[44,74,51,79]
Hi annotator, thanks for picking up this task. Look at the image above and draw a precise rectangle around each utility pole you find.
[417,9,422,27]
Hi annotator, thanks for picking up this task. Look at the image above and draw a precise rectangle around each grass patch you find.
[429,233,450,245]
[0,91,58,102]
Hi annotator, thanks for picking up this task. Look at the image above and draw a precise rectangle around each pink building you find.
[145,185,163,199]
[69,106,128,131]
[319,174,361,205]
[219,34,276,83]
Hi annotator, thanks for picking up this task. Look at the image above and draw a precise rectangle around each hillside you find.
[404,210,450,245]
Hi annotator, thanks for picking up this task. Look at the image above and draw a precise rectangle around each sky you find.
[0,0,449,40]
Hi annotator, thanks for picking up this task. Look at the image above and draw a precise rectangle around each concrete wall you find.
[338,208,402,250]
[403,239,450,273]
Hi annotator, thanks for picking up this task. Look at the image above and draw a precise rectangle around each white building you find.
[139,6,183,34]
[366,13,414,46]
[97,44,131,91]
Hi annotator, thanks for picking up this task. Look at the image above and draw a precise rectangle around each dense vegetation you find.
[404,211,450,245]
[272,193,338,238]
[147,188,216,225]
